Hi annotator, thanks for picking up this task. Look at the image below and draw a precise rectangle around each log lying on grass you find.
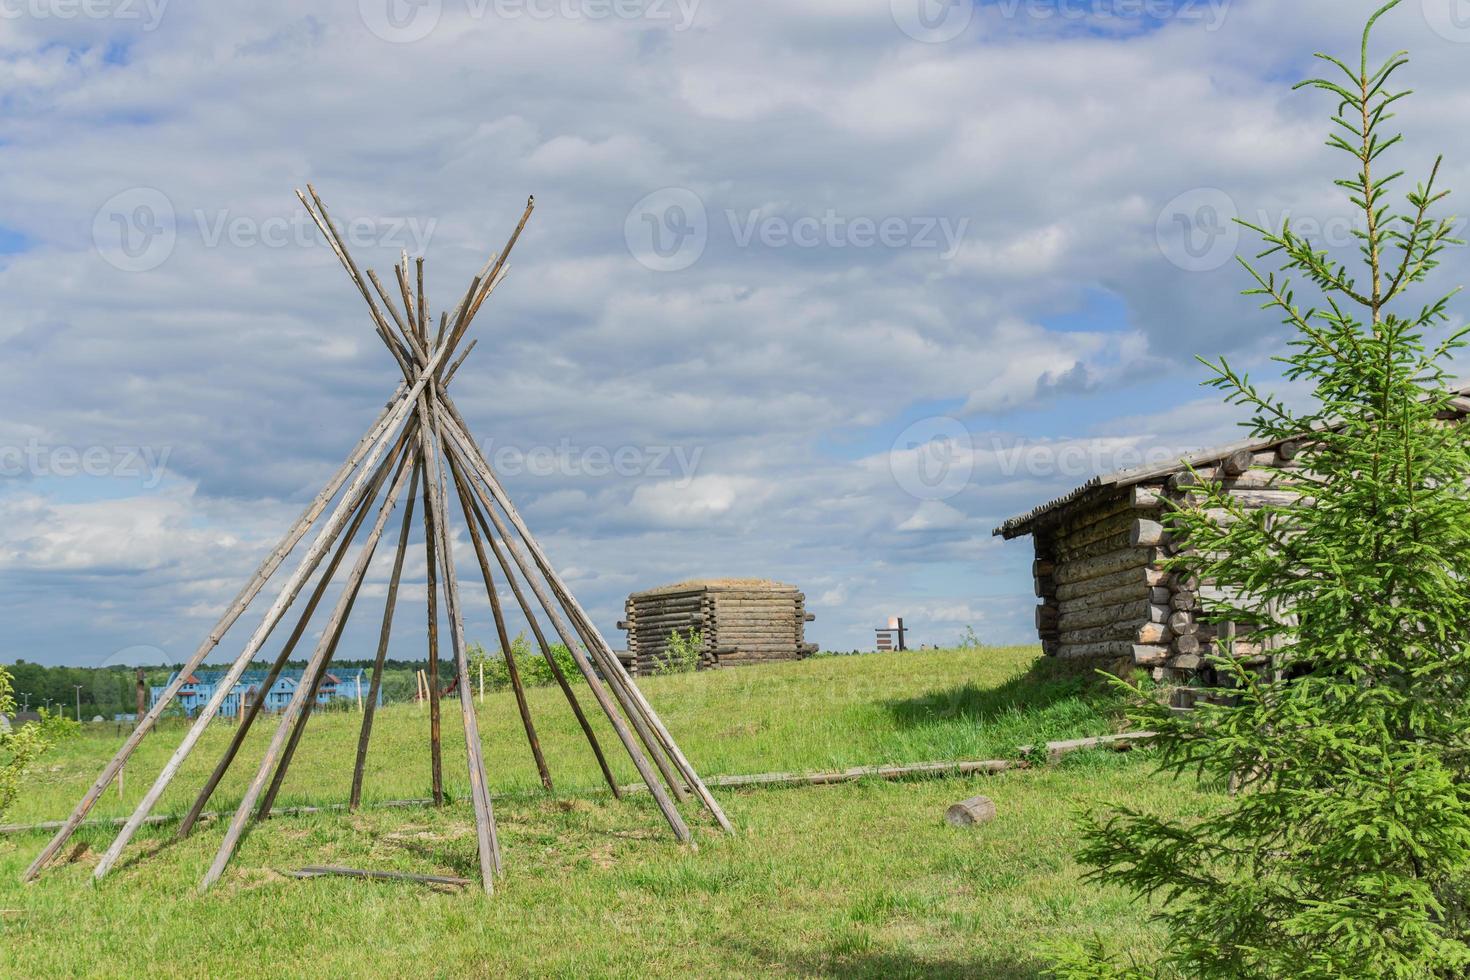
[617,758,1016,795]
[286,865,472,888]
[1018,732,1157,762]
[945,795,997,828]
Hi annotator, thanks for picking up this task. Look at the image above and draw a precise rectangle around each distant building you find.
[150,668,378,718]
[619,579,817,674]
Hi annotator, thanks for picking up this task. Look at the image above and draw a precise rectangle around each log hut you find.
[993,431,1330,682]
[618,579,818,674]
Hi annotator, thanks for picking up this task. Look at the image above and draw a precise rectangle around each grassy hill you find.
[2,646,1215,977]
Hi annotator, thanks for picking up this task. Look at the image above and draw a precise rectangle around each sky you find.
[2,0,1469,668]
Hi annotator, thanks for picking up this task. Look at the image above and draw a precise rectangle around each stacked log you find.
[619,579,816,675]
[1029,439,1309,680]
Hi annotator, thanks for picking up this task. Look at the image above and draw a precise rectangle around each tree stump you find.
[945,795,997,827]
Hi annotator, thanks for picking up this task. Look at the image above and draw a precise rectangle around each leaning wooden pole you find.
[421,448,445,806]
[176,436,409,839]
[199,453,419,894]
[439,434,693,845]
[459,474,621,798]
[351,462,421,811]
[423,401,501,888]
[23,389,407,882]
[91,403,427,883]
[448,455,554,792]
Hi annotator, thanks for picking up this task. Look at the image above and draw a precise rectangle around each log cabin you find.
[618,579,818,675]
[993,430,1336,682]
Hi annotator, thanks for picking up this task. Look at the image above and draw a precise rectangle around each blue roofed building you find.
[151,668,378,718]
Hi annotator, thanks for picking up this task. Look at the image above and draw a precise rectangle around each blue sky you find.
[2,0,1468,667]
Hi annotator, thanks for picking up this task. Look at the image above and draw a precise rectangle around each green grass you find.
[1,647,1213,977]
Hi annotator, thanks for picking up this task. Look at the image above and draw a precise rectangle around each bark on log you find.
[1056,512,1138,553]
[1130,484,1166,509]
[1167,610,1195,633]
[1053,547,1157,586]
[1056,640,1137,659]
[1136,622,1172,645]
[1057,599,1167,633]
[1055,565,1165,601]
[1129,519,1167,548]
[945,796,997,828]
[1220,449,1254,476]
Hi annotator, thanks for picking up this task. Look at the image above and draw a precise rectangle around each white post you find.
[478,661,484,704]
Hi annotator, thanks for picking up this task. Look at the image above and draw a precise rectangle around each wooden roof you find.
[992,384,1470,541]
[631,578,798,598]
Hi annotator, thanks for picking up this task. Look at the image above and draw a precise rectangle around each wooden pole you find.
[24,390,408,882]
[297,187,412,379]
[176,435,411,839]
[350,462,420,811]
[423,396,501,889]
[440,197,534,370]
[440,434,691,843]
[461,482,621,798]
[199,454,418,894]
[421,450,445,807]
[449,457,553,792]
[90,395,432,883]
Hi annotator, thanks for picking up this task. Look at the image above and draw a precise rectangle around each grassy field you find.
[1,647,1215,977]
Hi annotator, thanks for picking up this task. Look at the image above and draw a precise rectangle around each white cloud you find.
[2,0,1468,661]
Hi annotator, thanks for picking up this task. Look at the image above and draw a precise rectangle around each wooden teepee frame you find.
[23,189,731,895]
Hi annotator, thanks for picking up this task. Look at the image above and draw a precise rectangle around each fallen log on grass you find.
[618,758,1017,795]
[1017,731,1157,762]
[286,865,471,888]
[945,795,997,827]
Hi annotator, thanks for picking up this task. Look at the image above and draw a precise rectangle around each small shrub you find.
[655,628,702,675]
[1,666,72,820]
[956,626,983,650]
[469,635,585,691]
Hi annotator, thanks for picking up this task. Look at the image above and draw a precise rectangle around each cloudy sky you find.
[2,0,1469,667]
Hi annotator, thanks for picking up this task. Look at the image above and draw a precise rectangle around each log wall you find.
[1029,444,1305,681]
[619,580,817,675]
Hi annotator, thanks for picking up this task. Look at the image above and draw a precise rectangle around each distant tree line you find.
[1,649,563,720]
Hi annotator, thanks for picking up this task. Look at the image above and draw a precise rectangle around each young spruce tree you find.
[1057,4,1470,976]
